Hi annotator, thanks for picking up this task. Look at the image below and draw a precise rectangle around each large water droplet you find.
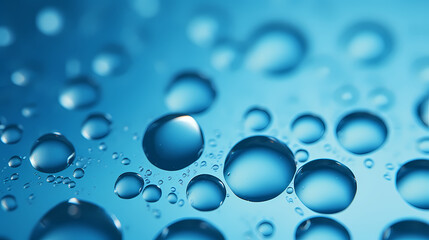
[92,45,129,77]
[155,219,225,240]
[30,198,122,240]
[257,221,275,237]
[382,220,429,240]
[244,23,307,75]
[142,184,162,202]
[336,111,388,154]
[224,136,296,202]
[291,114,326,144]
[396,159,429,209]
[165,72,216,114]
[1,124,23,144]
[59,77,100,110]
[243,107,272,131]
[186,174,226,211]
[294,159,357,214]
[417,94,429,128]
[81,113,112,140]
[296,217,350,240]
[114,172,144,199]
[1,195,17,211]
[36,7,63,36]
[342,22,393,65]
[29,133,75,173]
[143,114,204,171]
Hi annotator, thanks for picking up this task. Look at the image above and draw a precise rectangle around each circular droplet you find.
[167,193,178,204]
[396,159,429,209]
[187,13,221,47]
[155,219,225,240]
[92,45,129,77]
[59,77,100,110]
[29,133,75,173]
[30,198,122,240]
[81,113,112,140]
[211,40,240,71]
[10,173,19,180]
[1,124,23,144]
[369,88,394,110]
[8,155,22,168]
[294,159,357,214]
[417,95,429,128]
[11,68,36,87]
[114,172,144,199]
[22,104,37,118]
[286,187,294,194]
[143,114,204,171]
[244,23,307,75]
[36,7,63,36]
[291,114,326,144]
[224,136,296,202]
[382,219,429,240]
[364,158,374,168]
[46,175,55,183]
[342,22,393,65]
[0,26,13,47]
[417,137,429,154]
[142,184,162,203]
[296,217,350,240]
[257,221,275,237]
[165,72,216,114]
[243,107,272,131]
[186,174,226,211]
[336,111,388,154]
[73,168,85,179]
[1,195,17,211]
[295,149,309,163]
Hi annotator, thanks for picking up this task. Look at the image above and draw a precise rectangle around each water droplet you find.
[178,199,184,207]
[30,133,75,173]
[364,159,374,169]
[63,177,71,184]
[8,155,22,168]
[211,164,219,171]
[73,168,85,179]
[224,136,296,202]
[98,142,107,151]
[296,217,350,240]
[142,184,162,203]
[386,163,394,170]
[417,94,429,128]
[155,219,225,240]
[294,159,357,214]
[59,77,100,110]
[295,207,304,216]
[295,149,309,163]
[186,174,226,211]
[1,195,17,211]
[257,221,275,237]
[167,193,178,204]
[244,107,272,131]
[342,22,393,65]
[334,85,359,105]
[11,68,36,87]
[22,104,37,118]
[152,209,161,218]
[286,187,294,194]
[417,137,429,154]
[187,13,221,47]
[165,72,216,114]
[92,45,129,77]
[336,111,388,154]
[369,88,394,110]
[81,113,112,140]
[46,175,55,183]
[35,7,63,35]
[121,158,131,166]
[55,176,64,184]
[291,114,325,144]
[68,181,76,188]
[143,114,204,171]
[211,41,240,71]
[30,198,122,240]
[112,152,119,160]
[0,26,13,47]
[396,159,429,209]
[244,23,307,75]
[24,183,30,189]
[1,124,23,144]
[114,172,144,199]
[10,173,19,180]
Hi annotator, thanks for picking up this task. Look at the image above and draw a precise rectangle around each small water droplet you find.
[142,184,162,202]
[296,217,350,240]
[186,174,226,211]
[295,149,309,163]
[1,195,17,211]
[167,193,178,204]
[178,199,184,207]
[286,187,294,194]
[46,175,55,183]
[121,158,131,166]
[211,40,240,71]
[386,163,394,170]
[364,159,374,169]
[8,155,22,168]
[114,172,144,199]
[295,207,304,216]
[10,173,19,180]
[112,152,119,160]
[244,107,272,131]
[36,7,63,36]
[1,124,23,144]
[145,169,152,176]
[59,77,100,110]
[257,221,275,237]
[11,68,36,87]
[384,173,392,181]
[334,85,359,105]
[68,181,76,188]
[98,142,107,151]
[152,209,161,218]
[73,168,85,179]
[92,45,129,77]
[291,114,326,144]
[81,113,112,140]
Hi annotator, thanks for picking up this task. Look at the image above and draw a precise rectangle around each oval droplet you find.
[8,155,22,168]
[59,77,100,110]
[165,72,216,114]
[243,107,272,131]
[81,113,112,140]
[223,136,296,202]
[294,159,357,214]
[155,219,225,240]
[29,133,75,173]
[30,198,122,240]
[257,221,275,237]
[296,217,350,240]
[291,114,326,144]
[142,184,162,203]
[167,193,178,204]
[114,172,144,199]
[186,174,226,211]
[143,114,204,171]
[73,168,85,179]
[92,45,129,77]
[1,195,17,211]
[336,111,388,154]
[1,124,23,144]
[36,7,63,36]
[0,26,13,47]
[417,94,429,128]
[396,159,429,209]
[382,220,429,240]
